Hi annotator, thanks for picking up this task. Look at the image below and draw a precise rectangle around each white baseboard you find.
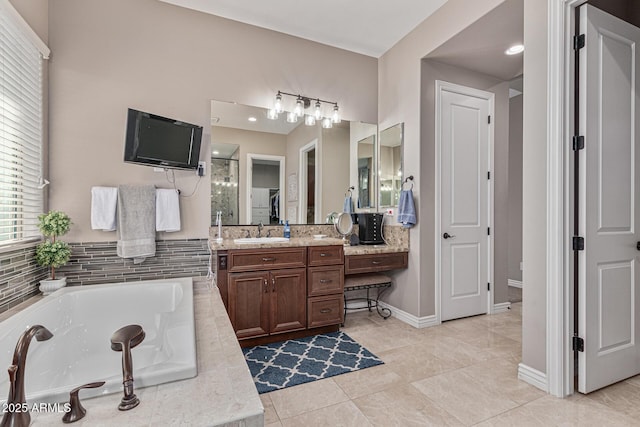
[378,301,439,329]
[493,302,511,313]
[518,363,547,392]
[508,279,523,289]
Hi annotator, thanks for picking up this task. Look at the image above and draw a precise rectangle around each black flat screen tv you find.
[124,108,203,170]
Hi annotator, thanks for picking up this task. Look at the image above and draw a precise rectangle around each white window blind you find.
[0,3,45,244]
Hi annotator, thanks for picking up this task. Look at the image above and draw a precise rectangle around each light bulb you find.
[274,93,283,113]
[505,44,524,55]
[331,105,341,124]
[322,117,333,128]
[305,114,316,126]
[294,96,304,117]
[267,108,278,120]
[314,100,322,120]
[287,112,298,123]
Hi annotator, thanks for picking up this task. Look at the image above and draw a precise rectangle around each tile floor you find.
[261,303,640,426]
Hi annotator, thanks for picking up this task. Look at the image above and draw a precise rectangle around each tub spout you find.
[1,325,53,427]
[110,324,145,411]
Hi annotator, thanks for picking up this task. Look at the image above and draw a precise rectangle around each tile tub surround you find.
[56,239,210,287]
[0,242,48,314]
[5,284,264,426]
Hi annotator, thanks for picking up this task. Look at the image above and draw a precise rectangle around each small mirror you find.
[334,212,353,246]
[379,123,404,208]
[357,134,376,209]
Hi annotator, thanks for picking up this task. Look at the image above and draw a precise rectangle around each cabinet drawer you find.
[228,247,306,272]
[345,252,408,274]
[308,266,344,297]
[308,295,343,328]
[308,245,344,266]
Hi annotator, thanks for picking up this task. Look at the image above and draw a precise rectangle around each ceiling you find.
[159,0,449,57]
[426,0,523,81]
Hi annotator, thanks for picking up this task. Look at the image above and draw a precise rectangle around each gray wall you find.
[252,164,280,189]
[508,95,523,282]
[418,60,510,315]
[48,0,378,243]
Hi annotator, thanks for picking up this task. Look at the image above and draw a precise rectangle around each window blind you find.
[0,4,45,244]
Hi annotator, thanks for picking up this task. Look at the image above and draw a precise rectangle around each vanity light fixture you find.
[505,44,524,55]
[271,91,340,126]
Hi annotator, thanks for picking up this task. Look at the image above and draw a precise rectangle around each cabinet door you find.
[270,268,307,334]
[228,271,270,339]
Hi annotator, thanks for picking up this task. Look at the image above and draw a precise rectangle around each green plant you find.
[35,211,72,279]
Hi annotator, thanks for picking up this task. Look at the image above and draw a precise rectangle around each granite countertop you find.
[26,285,264,426]
[210,237,408,255]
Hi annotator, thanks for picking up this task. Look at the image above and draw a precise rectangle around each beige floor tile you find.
[476,394,638,426]
[265,422,283,427]
[377,343,462,382]
[267,378,349,420]
[585,378,640,418]
[412,368,519,425]
[412,334,494,367]
[353,383,463,427]
[460,357,546,405]
[332,363,406,399]
[261,394,280,425]
[280,401,372,427]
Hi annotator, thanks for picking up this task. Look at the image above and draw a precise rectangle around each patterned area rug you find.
[242,331,384,394]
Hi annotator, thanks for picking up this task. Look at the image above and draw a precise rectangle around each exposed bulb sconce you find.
[37,176,50,189]
[271,91,340,127]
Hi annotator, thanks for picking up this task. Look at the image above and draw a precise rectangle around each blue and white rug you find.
[242,331,384,394]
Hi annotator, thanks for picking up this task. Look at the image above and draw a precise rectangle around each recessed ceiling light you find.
[213,150,219,155]
[505,44,524,55]
[248,117,257,122]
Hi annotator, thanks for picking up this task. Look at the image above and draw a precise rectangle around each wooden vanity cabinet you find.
[226,247,307,340]
[345,252,408,275]
[307,245,344,328]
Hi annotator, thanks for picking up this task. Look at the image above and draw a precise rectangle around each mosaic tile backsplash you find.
[0,244,48,313]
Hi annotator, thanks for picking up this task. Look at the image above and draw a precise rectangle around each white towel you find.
[91,186,118,231]
[156,189,181,232]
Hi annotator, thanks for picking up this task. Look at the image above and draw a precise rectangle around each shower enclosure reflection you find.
[211,143,240,225]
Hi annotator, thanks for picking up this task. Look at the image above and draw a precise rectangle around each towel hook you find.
[402,175,414,190]
[345,186,354,197]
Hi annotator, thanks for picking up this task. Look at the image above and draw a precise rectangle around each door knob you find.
[443,232,455,239]
[637,242,640,251]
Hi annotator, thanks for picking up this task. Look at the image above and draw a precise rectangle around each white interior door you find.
[578,4,640,393]
[437,81,493,322]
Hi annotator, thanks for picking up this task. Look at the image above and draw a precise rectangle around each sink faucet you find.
[1,325,53,427]
[257,222,264,238]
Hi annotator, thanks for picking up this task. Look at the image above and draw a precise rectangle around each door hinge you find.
[572,336,584,352]
[488,115,491,124]
[487,227,491,236]
[572,236,585,251]
[574,34,585,50]
[573,135,585,151]
[487,171,491,180]
[487,282,491,291]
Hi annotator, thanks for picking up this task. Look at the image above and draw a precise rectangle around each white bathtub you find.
[0,278,197,404]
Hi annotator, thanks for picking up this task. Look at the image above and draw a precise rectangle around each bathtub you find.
[0,278,197,404]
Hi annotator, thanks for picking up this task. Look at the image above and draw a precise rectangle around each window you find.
[0,1,49,244]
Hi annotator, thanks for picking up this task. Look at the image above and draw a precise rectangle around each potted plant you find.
[35,210,72,295]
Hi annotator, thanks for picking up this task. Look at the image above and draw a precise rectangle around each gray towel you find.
[117,185,156,264]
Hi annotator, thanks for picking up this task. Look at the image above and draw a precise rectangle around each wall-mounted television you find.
[124,108,203,170]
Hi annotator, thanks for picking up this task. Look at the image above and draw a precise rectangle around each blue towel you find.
[343,196,353,213]
[397,189,416,228]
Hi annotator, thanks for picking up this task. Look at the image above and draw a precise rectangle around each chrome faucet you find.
[1,325,53,427]
[257,222,264,238]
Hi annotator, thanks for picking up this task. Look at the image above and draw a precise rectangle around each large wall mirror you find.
[378,123,404,208]
[211,100,377,225]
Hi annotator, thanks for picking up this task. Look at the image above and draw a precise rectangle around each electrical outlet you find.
[197,161,206,177]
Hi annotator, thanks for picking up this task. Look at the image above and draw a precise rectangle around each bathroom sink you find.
[233,237,290,244]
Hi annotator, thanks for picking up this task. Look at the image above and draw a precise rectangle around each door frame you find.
[299,139,322,224]
[434,80,495,324]
[245,153,285,224]
[546,0,589,398]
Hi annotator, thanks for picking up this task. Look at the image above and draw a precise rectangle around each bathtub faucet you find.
[1,325,53,427]
[110,324,145,411]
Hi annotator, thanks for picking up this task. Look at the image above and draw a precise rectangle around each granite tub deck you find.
[2,284,263,427]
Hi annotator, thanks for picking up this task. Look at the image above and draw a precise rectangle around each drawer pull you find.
[320,308,332,314]
[319,279,333,284]
[320,253,329,257]
[262,257,276,262]
[271,277,276,292]
[371,261,381,265]
[263,279,268,293]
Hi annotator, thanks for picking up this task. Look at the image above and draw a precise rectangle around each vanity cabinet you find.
[219,245,344,345]
[345,252,408,275]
